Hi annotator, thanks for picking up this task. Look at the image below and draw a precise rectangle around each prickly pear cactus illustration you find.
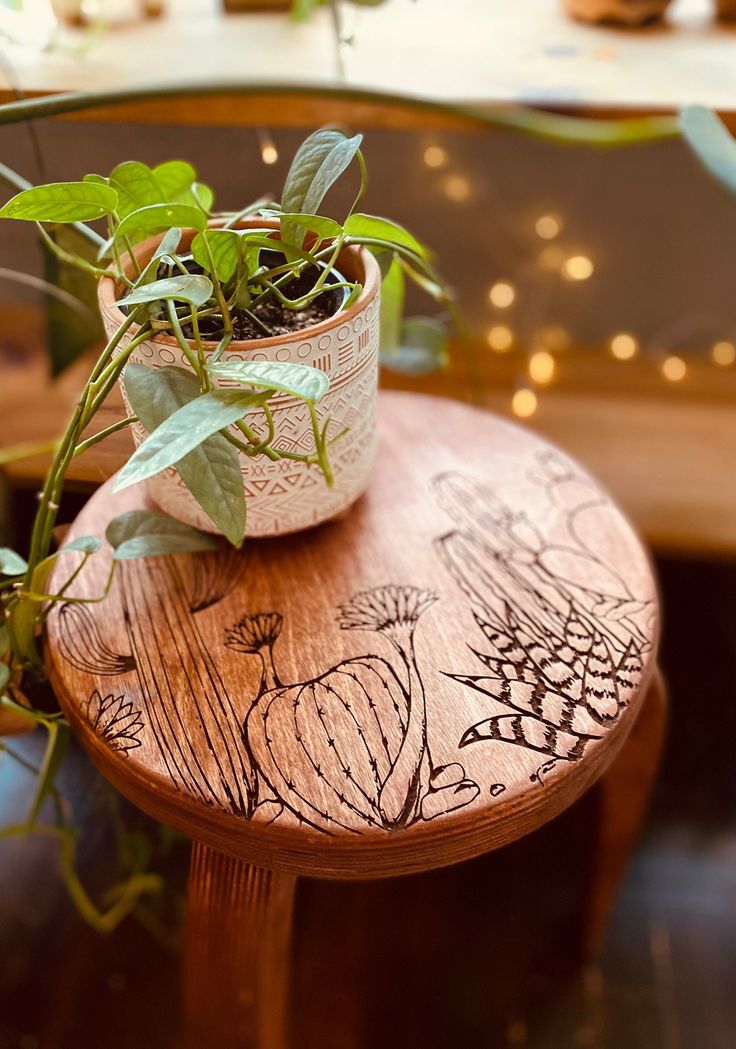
[227,585,480,833]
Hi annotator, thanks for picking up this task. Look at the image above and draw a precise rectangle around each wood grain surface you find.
[184,843,295,1049]
[45,391,660,878]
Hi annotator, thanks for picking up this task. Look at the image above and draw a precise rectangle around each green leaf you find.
[345,213,428,259]
[0,181,118,222]
[0,548,28,575]
[118,273,213,308]
[61,535,101,555]
[151,160,198,203]
[110,160,211,219]
[110,161,163,217]
[115,203,207,242]
[281,129,362,246]
[120,365,246,545]
[5,534,103,664]
[153,227,183,259]
[381,317,448,376]
[191,229,240,283]
[278,213,343,242]
[208,359,330,402]
[0,662,9,693]
[379,257,405,356]
[192,182,214,213]
[106,509,218,560]
[679,106,736,196]
[10,551,63,665]
[114,386,264,493]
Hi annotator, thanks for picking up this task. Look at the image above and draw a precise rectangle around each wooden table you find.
[46,390,665,1049]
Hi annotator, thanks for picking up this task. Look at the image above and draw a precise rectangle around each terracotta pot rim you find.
[97,218,381,351]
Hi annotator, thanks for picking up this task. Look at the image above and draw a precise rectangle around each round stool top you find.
[46,391,659,878]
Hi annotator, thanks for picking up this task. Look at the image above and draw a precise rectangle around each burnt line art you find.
[433,464,654,782]
[81,689,143,754]
[227,585,480,834]
[57,603,136,676]
[57,553,254,818]
[186,544,250,614]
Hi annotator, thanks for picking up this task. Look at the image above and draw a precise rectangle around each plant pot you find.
[562,0,672,24]
[98,220,381,539]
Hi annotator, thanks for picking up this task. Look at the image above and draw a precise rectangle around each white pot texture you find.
[98,221,381,539]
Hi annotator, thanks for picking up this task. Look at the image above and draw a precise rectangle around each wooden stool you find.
[45,391,665,1049]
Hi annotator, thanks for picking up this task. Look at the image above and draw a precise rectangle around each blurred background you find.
[0,2,735,1048]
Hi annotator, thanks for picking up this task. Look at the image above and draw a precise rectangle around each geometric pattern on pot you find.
[46,392,660,879]
[101,238,381,539]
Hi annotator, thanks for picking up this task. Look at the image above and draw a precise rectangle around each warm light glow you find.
[488,281,516,308]
[443,174,471,203]
[487,325,514,352]
[712,340,736,366]
[662,355,687,382]
[512,388,538,418]
[535,213,562,240]
[610,332,638,361]
[257,129,279,165]
[563,255,594,281]
[538,246,566,271]
[424,145,448,169]
[528,350,556,385]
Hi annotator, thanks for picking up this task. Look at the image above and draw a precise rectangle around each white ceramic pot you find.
[98,221,381,538]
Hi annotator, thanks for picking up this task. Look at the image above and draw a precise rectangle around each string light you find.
[662,355,687,382]
[528,350,556,385]
[563,255,594,281]
[257,129,278,165]
[443,174,471,203]
[535,213,562,240]
[609,332,638,361]
[512,388,538,418]
[423,145,448,169]
[487,325,514,352]
[712,340,736,366]
[488,281,516,308]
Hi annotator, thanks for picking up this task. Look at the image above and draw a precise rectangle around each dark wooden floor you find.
[1,546,735,1049]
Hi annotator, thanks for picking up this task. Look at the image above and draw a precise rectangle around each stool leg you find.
[583,669,667,956]
[184,843,296,1049]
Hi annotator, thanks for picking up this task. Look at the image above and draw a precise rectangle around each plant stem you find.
[20,309,148,590]
[37,222,120,283]
[72,416,137,458]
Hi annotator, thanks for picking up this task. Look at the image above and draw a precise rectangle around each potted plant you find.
[0,126,450,925]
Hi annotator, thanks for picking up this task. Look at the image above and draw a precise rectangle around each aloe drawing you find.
[433,460,654,781]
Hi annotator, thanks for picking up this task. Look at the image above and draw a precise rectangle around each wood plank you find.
[0,0,733,122]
